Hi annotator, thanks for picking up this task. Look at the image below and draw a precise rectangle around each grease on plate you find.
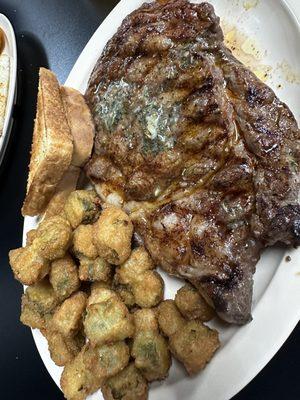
[276,61,300,85]
[243,0,259,11]
[222,21,272,82]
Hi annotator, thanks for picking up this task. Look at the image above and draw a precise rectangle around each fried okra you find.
[64,190,100,229]
[84,341,129,379]
[33,216,72,260]
[114,285,135,309]
[26,229,37,245]
[133,308,158,332]
[169,320,220,375]
[79,256,112,282]
[114,247,164,308]
[49,256,80,300]
[175,284,215,321]
[72,224,98,259]
[115,247,154,284]
[88,285,116,306]
[61,346,102,400]
[84,302,134,346]
[61,341,129,400]
[90,280,112,294]
[84,288,134,346]
[51,292,87,337]
[20,294,47,329]
[132,334,171,382]
[157,300,185,337]
[93,206,133,265]
[20,280,58,329]
[25,279,59,315]
[132,309,171,382]
[9,246,50,285]
[43,329,85,366]
[158,301,219,374]
[133,271,164,308]
[102,363,148,400]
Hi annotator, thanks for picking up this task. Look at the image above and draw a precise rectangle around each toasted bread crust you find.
[61,86,94,167]
[43,165,80,219]
[22,68,73,216]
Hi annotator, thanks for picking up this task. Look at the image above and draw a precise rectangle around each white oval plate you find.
[0,14,17,166]
[23,1,300,399]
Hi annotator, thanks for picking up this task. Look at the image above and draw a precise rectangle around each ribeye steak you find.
[85,0,300,324]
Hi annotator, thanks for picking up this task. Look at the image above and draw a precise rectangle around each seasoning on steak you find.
[85,0,300,324]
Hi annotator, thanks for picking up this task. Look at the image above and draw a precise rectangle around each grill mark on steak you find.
[85,0,300,324]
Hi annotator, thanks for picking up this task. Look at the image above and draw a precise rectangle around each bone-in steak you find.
[85,0,300,324]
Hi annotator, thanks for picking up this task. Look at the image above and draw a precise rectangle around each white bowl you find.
[0,14,17,166]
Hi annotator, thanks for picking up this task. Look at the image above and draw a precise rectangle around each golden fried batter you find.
[34,216,72,260]
[79,256,112,283]
[20,294,47,330]
[114,247,163,308]
[73,224,98,259]
[157,300,185,337]
[102,363,148,400]
[25,279,59,315]
[51,291,87,337]
[84,288,134,346]
[50,255,80,300]
[175,283,215,321]
[93,206,133,265]
[61,346,102,400]
[64,190,100,229]
[84,341,129,379]
[9,246,49,285]
[169,320,220,375]
[132,309,171,382]
[43,329,85,366]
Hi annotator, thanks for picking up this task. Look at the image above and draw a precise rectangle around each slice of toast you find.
[61,86,94,167]
[22,68,73,216]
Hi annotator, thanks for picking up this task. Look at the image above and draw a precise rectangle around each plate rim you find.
[22,1,300,399]
[0,13,17,166]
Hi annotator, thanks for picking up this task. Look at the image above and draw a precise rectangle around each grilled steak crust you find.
[85,0,300,324]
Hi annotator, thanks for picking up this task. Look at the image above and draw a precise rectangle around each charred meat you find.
[85,0,300,324]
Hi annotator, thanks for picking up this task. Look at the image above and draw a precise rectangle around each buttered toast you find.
[22,68,73,216]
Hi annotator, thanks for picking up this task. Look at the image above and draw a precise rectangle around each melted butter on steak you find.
[85,0,300,324]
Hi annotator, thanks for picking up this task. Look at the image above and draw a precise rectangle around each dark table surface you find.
[0,1,299,399]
